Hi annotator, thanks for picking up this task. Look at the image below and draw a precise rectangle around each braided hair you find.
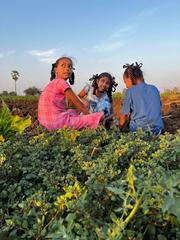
[89,72,118,102]
[50,57,75,85]
[123,62,144,85]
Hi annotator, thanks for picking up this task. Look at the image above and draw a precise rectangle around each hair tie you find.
[123,63,134,69]
[135,62,143,68]
[89,74,99,82]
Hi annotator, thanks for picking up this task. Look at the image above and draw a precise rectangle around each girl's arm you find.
[78,87,90,109]
[78,89,87,98]
[65,88,90,115]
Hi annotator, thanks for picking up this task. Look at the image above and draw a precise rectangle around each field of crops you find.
[0,94,180,239]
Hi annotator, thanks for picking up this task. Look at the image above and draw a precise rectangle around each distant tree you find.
[24,86,41,96]
[11,70,20,95]
[164,87,180,95]
[172,86,180,93]
[9,91,17,96]
[1,90,9,96]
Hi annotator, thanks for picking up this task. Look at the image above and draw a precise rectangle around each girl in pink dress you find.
[38,57,103,130]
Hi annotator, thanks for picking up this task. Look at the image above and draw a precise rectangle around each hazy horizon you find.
[0,0,180,95]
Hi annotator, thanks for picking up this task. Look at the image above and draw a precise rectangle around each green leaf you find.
[11,115,31,134]
[162,195,180,221]
[0,99,31,138]
[106,186,124,196]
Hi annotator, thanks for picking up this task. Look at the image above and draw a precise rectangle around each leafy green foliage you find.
[0,100,31,139]
[0,127,180,239]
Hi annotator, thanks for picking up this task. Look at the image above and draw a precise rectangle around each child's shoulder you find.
[131,82,158,91]
[54,78,71,92]
[146,83,160,93]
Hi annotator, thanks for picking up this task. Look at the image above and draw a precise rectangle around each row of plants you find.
[1,96,38,102]
[0,128,179,239]
[0,101,180,239]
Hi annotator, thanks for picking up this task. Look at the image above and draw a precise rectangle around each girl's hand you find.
[82,99,90,109]
[104,114,114,122]
[102,114,113,127]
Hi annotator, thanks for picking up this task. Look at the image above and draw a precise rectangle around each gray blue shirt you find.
[122,82,163,134]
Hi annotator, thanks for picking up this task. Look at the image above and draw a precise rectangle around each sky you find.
[0,0,180,95]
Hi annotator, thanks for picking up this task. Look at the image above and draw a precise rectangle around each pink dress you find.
[38,78,103,130]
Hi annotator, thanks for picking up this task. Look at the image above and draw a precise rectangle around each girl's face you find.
[97,76,111,93]
[123,75,133,89]
[55,58,73,80]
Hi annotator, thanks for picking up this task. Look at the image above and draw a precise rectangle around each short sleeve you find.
[56,79,70,94]
[121,89,132,115]
[83,83,90,94]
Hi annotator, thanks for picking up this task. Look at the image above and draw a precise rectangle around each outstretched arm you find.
[65,88,90,115]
